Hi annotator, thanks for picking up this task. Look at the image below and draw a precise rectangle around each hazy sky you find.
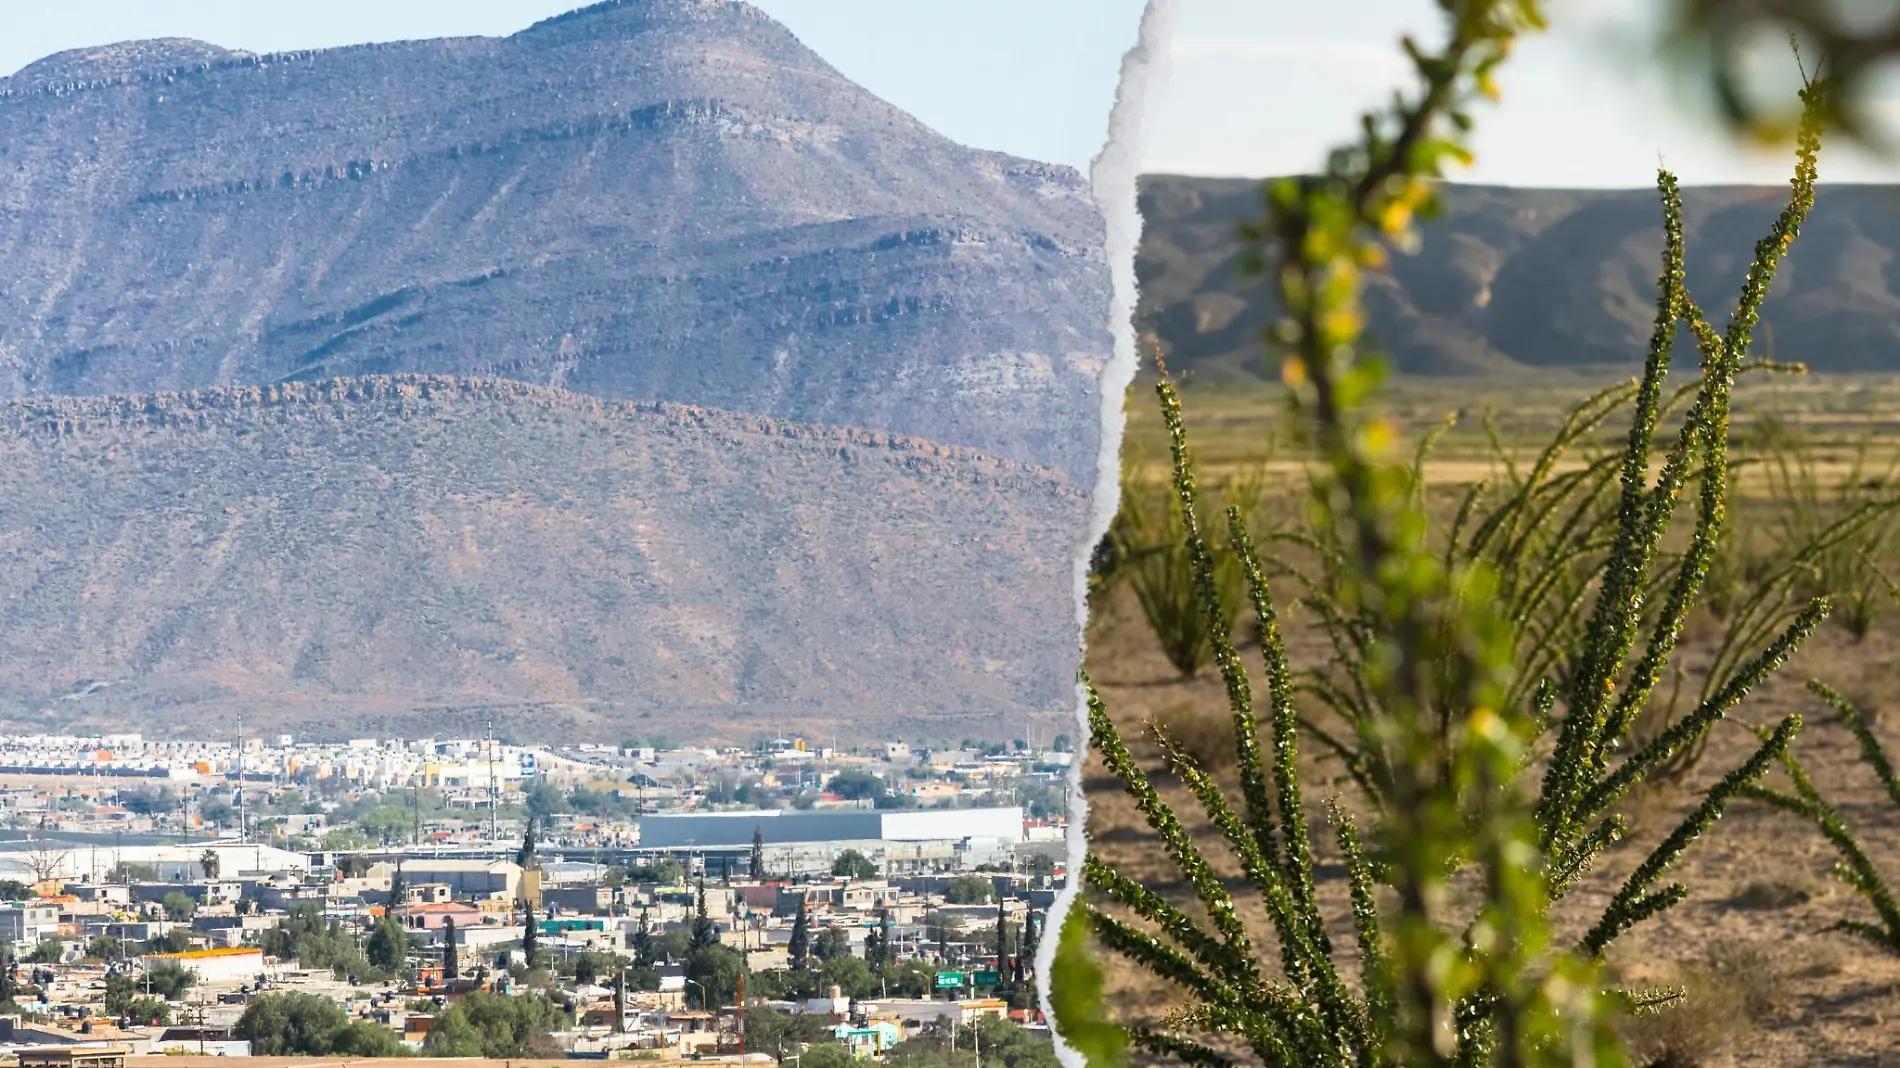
[0,0,1145,175]
[1144,0,1900,187]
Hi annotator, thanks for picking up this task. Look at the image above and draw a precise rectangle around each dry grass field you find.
[1082,374,1900,1066]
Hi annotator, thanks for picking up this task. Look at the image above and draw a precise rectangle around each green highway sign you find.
[973,971,1000,986]
[934,972,963,989]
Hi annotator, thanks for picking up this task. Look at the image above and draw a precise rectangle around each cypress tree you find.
[1020,910,1038,977]
[521,900,539,968]
[516,816,537,869]
[691,878,716,949]
[749,825,765,879]
[387,862,406,910]
[613,968,627,1033]
[788,901,811,970]
[994,893,1008,964]
[442,915,459,980]
[634,904,653,966]
[878,909,893,970]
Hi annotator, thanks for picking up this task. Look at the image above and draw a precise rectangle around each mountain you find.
[1138,174,1900,379]
[0,0,1109,478]
[0,377,1084,744]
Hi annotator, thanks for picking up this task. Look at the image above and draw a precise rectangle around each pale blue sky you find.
[0,0,1145,175]
[1146,0,1900,186]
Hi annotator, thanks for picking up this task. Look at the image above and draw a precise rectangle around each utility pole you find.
[486,724,499,845]
[236,714,246,843]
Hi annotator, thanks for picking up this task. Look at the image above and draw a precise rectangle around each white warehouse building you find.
[636,807,1023,857]
[0,841,310,884]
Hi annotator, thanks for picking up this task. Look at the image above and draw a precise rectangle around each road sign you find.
[973,971,1000,986]
[934,972,963,989]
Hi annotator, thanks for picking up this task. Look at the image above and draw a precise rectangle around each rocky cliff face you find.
[0,0,1109,477]
[0,377,1085,742]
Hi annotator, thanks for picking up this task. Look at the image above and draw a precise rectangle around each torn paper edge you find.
[1043,0,1179,1062]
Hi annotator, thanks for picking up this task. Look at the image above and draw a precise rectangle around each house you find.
[399,901,485,932]
[0,902,61,943]
[149,1027,250,1057]
[142,946,265,984]
[833,1020,901,1058]
[14,1047,130,1068]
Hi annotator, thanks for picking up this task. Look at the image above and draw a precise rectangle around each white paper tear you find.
[1044,0,1179,1062]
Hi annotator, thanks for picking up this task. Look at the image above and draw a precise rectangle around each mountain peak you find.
[5,38,249,87]
[519,0,779,40]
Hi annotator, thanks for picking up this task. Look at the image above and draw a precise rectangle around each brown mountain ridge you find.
[1139,174,1900,379]
[0,376,1084,744]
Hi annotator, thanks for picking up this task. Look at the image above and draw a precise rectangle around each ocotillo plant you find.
[1741,680,1900,954]
[1059,6,1834,1066]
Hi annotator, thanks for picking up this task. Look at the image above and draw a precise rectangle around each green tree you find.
[365,913,408,974]
[812,927,851,962]
[520,901,540,968]
[797,1044,858,1068]
[0,881,35,901]
[743,1006,835,1059]
[24,940,61,964]
[422,990,566,1058]
[750,825,766,879]
[442,915,459,980]
[198,850,219,880]
[141,961,196,1001]
[994,895,1009,963]
[940,876,991,905]
[817,954,875,1000]
[632,905,654,967]
[107,862,157,884]
[387,863,406,909]
[160,891,196,922]
[516,815,539,869]
[883,961,934,999]
[889,1016,1059,1068]
[121,997,171,1026]
[85,935,123,961]
[822,771,885,801]
[690,879,717,949]
[235,992,405,1056]
[830,849,878,880]
[685,944,744,1011]
[788,903,811,971]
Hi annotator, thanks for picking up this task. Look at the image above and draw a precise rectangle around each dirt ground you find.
[1081,577,1900,1067]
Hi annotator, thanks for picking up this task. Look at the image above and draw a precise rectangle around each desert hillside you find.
[0,376,1085,743]
[1139,174,1900,378]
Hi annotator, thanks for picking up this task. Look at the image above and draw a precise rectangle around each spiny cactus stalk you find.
[1741,680,1900,953]
[1060,5,1838,1064]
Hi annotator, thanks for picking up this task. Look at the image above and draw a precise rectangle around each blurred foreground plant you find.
[1052,2,1839,1064]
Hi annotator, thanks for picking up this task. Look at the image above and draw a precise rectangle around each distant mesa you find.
[1139,174,1900,379]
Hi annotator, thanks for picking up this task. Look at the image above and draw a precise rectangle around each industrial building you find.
[634,807,1024,873]
[0,842,309,885]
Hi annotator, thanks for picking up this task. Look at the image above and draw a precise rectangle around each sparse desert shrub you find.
[1149,699,1236,774]
[1053,10,1838,1066]
[1617,940,1791,1068]
[1748,415,1900,639]
[1112,463,1262,678]
[1728,874,1819,911]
